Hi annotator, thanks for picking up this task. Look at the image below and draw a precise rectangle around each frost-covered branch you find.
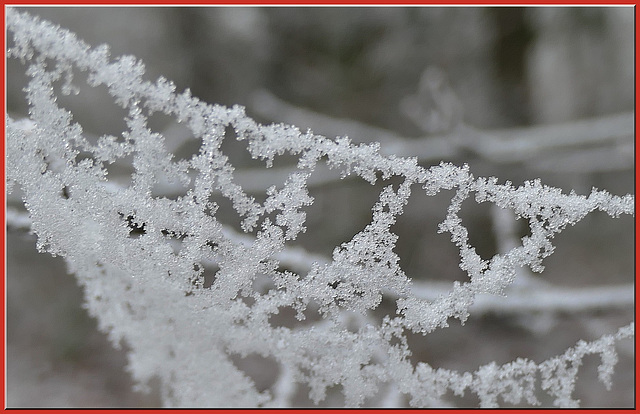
[7,205,634,317]
[250,89,633,171]
[449,322,634,408]
[6,9,634,408]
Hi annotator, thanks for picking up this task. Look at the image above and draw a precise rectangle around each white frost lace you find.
[6,9,634,408]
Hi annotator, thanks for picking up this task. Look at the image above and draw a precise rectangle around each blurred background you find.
[6,6,634,407]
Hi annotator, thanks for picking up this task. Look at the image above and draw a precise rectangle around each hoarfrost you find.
[6,9,634,408]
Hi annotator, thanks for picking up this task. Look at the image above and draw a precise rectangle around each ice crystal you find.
[6,9,634,408]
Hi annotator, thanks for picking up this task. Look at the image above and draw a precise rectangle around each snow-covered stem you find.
[7,179,634,316]
[6,9,634,408]
[250,89,633,171]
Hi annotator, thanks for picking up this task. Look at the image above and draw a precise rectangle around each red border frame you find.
[2,1,638,4]
[1,4,5,412]
[2,2,637,412]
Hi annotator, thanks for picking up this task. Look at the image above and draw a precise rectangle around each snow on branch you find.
[6,9,634,408]
[250,89,633,172]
